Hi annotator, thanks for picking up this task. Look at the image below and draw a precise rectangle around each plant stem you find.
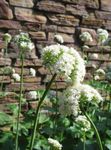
[0,41,8,91]
[29,73,56,150]
[84,112,103,150]
[83,132,86,150]
[15,54,24,150]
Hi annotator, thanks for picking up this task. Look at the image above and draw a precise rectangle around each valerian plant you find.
[1,29,110,150]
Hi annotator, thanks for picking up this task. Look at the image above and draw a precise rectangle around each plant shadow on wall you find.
[0,29,111,150]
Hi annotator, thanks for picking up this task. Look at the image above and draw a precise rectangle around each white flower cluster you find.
[79,32,93,42]
[14,32,34,51]
[58,84,103,116]
[41,44,86,85]
[75,115,91,132]
[79,84,103,104]
[28,91,38,100]
[97,28,109,44]
[48,138,62,150]
[12,73,21,82]
[3,33,12,43]
[54,34,64,44]
[29,68,36,77]
[58,86,80,116]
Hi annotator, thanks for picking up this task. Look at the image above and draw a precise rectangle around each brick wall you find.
[0,0,111,111]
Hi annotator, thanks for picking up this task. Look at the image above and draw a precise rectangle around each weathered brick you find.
[66,5,88,17]
[29,32,46,40]
[0,58,11,66]
[82,17,105,27]
[0,0,13,19]
[0,76,11,83]
[0,20,22,29]
[14,59,42,67]
[36,0,65,14]
[47,14,79,26]
[48,32,74,43]
[57,26,75,34]
[95,11,111,20]
[15,8,47,23]
[62,0,99,9]
[101,0,111,12]
[9,0,34,8]
[23,76,41,83]
[6,83,45,92]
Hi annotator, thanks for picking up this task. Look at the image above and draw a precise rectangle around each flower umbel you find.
[3,33,12,43]
[79,32,93,42]
[48,138,62,150]
[54,34,64,44]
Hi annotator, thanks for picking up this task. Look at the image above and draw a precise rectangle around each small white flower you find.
[3,33,12,43]
[30,68,36,77]
[82,45,89,50]
[91,53,99,59]
[12,73,20,82]
[28,91,37,100]
[97,28,109,44]
[54,34,64,43]
[58,86,80,116]
[48,138,62,150]
[75,115,91,132]
[96,68,105,75]
[28,42,35,50]
[94,75,100,80]
[12,69,15,74]
[79,32,93,42]
[19,41,28,49]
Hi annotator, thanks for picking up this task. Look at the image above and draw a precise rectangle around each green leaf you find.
[0,111,12,126]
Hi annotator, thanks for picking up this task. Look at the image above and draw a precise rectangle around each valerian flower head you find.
[28,91,37,100]
[54,34,64,44]
[29,68,36,77]
[58,86,80,117]
[41,44,86,85]
[75,115,91,132]
[96,68,105,75]
[3,33,12,43]
[79,84,103,105]
[97,28,109,44]
[12,73,20,82]
[48,138,62,150]
[79,32,93,42]
[14,32,34,51]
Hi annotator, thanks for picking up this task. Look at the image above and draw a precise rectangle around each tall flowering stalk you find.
[14,32,34,150]
[0,33,12,92]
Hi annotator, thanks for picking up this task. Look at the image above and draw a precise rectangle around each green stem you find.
[29,73,56,150]
[15,54,24,150]
[83,132,86,150]
[0,41,8,91]
[84,112,103,150]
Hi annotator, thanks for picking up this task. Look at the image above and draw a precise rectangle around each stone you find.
[0,76,11,83]
[0,20,22,29]
[0,58,11,66]
[42,25,57,32]
[66,5,88,17]
[15,7,47,23]
[57,26,75,34]
[23,22,41,31]
[101,0,111,12]
[13,68,30,76]
[62,0,99,9]
[95,11,111,20]
[48,32,74,43]
[29,32,46,40]
[0,0,13,19]
[23,76,41,83]
[104,21,111,31]
[14,59,42,67]
[6,83,45,92]
[36,0,65,14]
[47,14,79,26]
[9,0,34,8]
[82,17,105,27]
